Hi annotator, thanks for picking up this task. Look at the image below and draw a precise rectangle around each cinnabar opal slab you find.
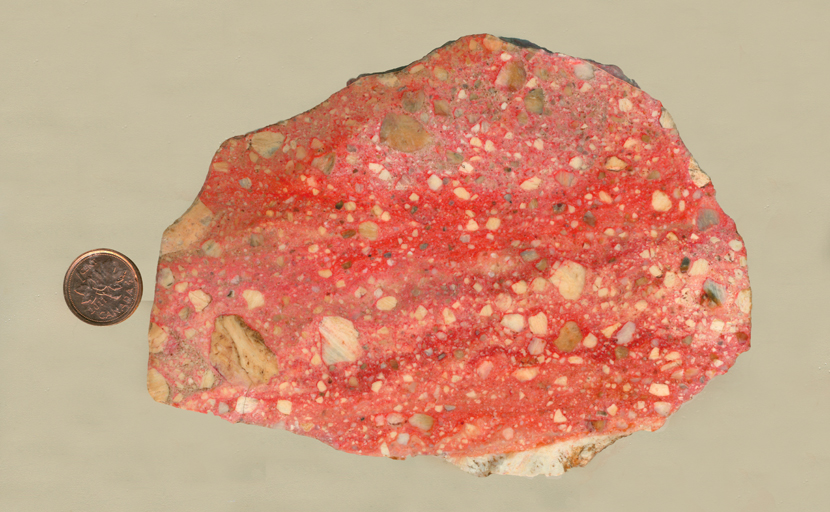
[148,34,750,477]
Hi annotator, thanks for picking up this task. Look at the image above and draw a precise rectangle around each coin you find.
[63,249,143,326]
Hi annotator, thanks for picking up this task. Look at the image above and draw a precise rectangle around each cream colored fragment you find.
[479,304,493,317]
[188,290,212,312]
[242,289,265,310]
[527,338,546,355]
[235,397,259,414]
[453,187,471,200]
[659,108,675,129]
[318,269,332,278]
[736,289,752,314]
[477,360,494,379]
[277,400,292,415]
[359,221,379,240]
[148,323,168,353]
[582,333,598,348]
[553,409,567,423]
[528,312,548,335]
[618,98,633,112]
[427,174,442,191]
[501,314,526,332]
[414,305,428,320]
[494,293,513,311]
[689,259,710,276]
[513,367,539,382]
[495,61,526,91]
[511,280,528,294]
[442,308,456,325]
[688,157,711,187]
[201,239,222,256]
[376,296,398,311]
[158,268,174,288]
[604,156,627,171]
[520,177,542,191]
[466,219,479,231]
[319,316,362,365]
[376,73,400,88]
[210,315,279,386]
[160,200,213,256]
[485,217,501,230]
[147,368,169,403]
[573,63,594,80]
[598,191,613,204]
[569,156,583,169]
[409,413,434,431]
[550,261,586,300]
[250,131,286,158]
[729,240,744,251]
[649,383,671,397]
[200,370,215,389]
[654,402,671,416]
[664,272,679,289]
[651,190,672,212]
[530,277,548,292]
[601,323,620,338]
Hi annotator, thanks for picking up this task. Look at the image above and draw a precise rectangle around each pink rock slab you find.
[147,34,751,477]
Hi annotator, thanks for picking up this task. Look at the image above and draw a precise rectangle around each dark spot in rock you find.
[701,278,725,307]
[583,211,597,227]
[696,208,720,231]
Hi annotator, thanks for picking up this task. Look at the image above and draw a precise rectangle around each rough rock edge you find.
[445,433,626,477]
[349,34,639,89]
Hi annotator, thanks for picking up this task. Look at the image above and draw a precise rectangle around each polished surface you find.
[1,1,827,510]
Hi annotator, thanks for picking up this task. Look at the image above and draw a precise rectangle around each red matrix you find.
[148,34,750,476]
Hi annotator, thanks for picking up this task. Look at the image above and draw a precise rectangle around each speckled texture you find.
[147,34,750,476]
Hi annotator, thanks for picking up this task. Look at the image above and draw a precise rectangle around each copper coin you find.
[63,249,143,326]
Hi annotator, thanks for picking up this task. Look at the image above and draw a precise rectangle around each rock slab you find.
[148,34,751,477]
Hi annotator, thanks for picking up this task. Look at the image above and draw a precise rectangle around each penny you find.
[63,249,143,326]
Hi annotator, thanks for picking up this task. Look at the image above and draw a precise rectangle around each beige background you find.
[1,1,828,510]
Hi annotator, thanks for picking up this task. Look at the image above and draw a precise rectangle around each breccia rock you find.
[148,34,751,477]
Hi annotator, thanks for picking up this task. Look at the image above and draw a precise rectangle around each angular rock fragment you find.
[148,34,751,477]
